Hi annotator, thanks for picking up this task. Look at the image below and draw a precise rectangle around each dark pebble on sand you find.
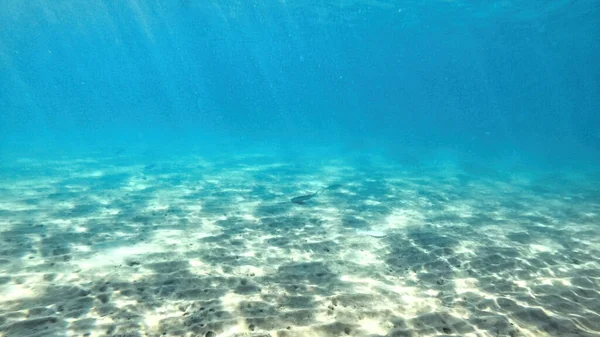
[205,332,216,337]
[249,324,256,331]
[443,327,451,334]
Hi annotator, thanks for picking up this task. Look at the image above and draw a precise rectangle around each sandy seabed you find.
[0,152,599,337]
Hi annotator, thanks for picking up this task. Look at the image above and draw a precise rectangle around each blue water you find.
[1,1,599,168]
[1,1,599,337]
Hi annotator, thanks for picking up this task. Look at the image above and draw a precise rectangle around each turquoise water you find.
[0,1,599,337]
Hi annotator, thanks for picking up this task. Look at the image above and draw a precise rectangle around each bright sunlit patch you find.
[113,296,139,308]
[0,202,36,211]
[289,249,313,262]
[114,231,134,238]
[530,244,552,253]
[144,312,164,329]
[364,199,382,206]
[339,275,375,293]
[358,318,387,335]
[319,208,340,220]
[385,212,409,228]
[75,243,164,271]
[384,209,422,229]
[454,277,481,294]
[425,289,439,297]
[514,280,529,288]
[240,249,256,257]
[559,278,572,286]
[124,179,151,191]
[86,170,105,177]
[445,204,474,217]
[241,213,258,222]
[406,270,419,282]
[453,241,478,256]
[104,208,121,215]
[219,323,246,337]
[352,250,379,265]
[74,226,88,233]
[0,284,35,302]
[143,306,182,329]
[240,265,265,277]
[50,219,72,227]
[221,291,257,314]
[189,259,206,268]
[539,277,555,286]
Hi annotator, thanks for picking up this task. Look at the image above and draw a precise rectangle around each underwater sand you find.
[0,152,599,337]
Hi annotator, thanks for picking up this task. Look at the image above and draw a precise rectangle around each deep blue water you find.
[1,0,599,168]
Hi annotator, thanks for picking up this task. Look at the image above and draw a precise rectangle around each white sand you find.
[0,153,599,337]
[355,229,387,238]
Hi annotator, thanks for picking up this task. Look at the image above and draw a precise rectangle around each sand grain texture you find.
[0,153,599,337]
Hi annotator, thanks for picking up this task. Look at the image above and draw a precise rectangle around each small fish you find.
[290,183,342,205]
[290,193,318,204]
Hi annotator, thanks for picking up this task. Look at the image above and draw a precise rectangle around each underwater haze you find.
[1,1,600,337]
[1,0,599,165]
